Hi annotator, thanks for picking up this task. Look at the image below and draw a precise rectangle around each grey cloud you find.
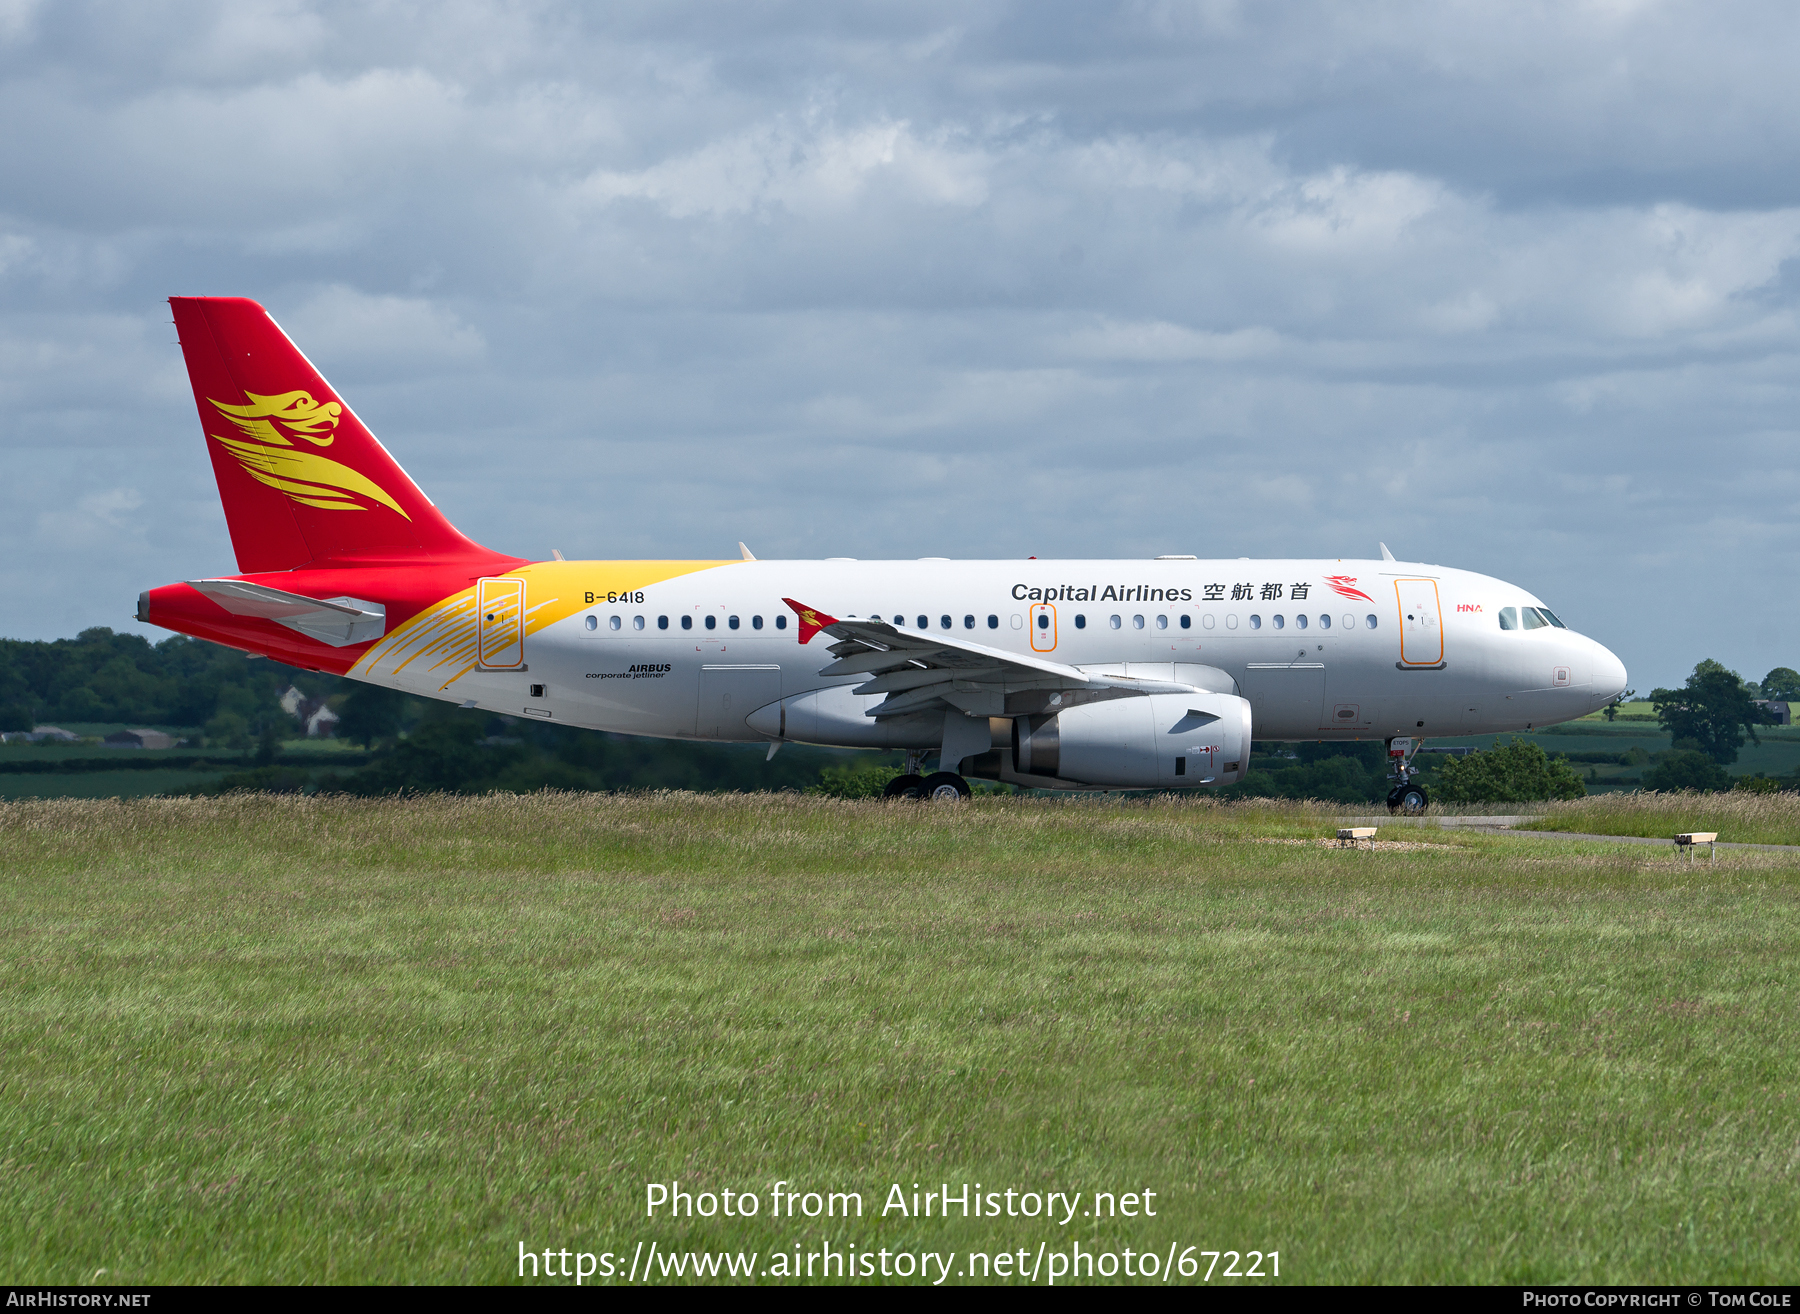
[2,0,1798,689]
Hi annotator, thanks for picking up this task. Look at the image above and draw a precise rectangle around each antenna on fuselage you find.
[740,542,757,561]
[1379,542,1396,562]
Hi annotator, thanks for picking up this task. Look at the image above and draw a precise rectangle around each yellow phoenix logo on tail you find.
[208,390,410,519]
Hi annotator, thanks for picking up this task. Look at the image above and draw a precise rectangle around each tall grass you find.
[3,793,1799,1285]
[1523,790,1800,845]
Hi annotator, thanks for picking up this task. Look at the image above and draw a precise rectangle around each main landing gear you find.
[883,751,972,801]
[1385,736,1430,815]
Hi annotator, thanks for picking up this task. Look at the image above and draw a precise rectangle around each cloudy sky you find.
[4,0,1798,689]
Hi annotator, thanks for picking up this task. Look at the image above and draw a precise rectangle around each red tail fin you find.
[171,296,505,573]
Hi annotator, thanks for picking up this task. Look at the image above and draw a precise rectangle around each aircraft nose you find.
[1591,639,1628,704]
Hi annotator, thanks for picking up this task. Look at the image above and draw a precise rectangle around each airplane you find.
[138,296,1630,811]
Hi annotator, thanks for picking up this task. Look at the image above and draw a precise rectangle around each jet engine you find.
[968,691,1252,789]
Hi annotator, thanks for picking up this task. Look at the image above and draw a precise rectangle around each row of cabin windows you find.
[864,615,1000,629]
[585,610,1380,634]
[586,614,793,632]
[1498,606,1566,631]
[1069,612,1378,631]
[1244,613,1380,631]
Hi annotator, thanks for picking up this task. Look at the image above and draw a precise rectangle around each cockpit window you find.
[1521,607,1548,630]
[1540,608,1567,628]
[1498,607,1518,630]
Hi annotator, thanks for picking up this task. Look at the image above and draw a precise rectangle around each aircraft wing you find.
[188,578,387,648]
[788,600,1199,720]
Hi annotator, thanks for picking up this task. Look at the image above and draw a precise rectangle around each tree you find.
[1221,742,1390,804]
[808,761,904,798]
[1601,688,1636,722]
[203,710,251,750]
[1431,738,1585,803]
[1762,667,1800,701]
[336,684,405,748]
[1642,750,1732,793]
[1649,660,1777,765]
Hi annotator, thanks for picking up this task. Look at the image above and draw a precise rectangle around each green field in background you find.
[1427,719,1800,789]
[3,793,1798,1285]
[0,769,226,799]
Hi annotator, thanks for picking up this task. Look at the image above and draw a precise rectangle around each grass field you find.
[1523,791,1800,846]
[4,793,1799,1286]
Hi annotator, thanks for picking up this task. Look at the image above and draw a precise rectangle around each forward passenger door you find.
[1394,579,1444,667]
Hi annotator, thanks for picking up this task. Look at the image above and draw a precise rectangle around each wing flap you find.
[787,600,1206,721]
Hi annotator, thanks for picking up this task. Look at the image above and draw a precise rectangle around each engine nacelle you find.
[1008,692,1252,789]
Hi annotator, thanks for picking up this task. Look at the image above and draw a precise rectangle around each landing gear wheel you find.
[883,774,927,800]
[1388,783,1429,815]
[921,771,972,801]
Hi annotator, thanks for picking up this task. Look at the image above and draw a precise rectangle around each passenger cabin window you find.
[988,615,999,629]
[633,616,645,630]
[776,615,788,630]
[585,615,597,631]
[1156,614,1168,629]
[894,615,905,626]
[658,616,669,630]
[1273,614,1285,629]
[1109,615,1122,629]
[1522,607,1548,630]
[1342,614,1354,629]
[940,615,951,630]
[681,615,693,630]
[1249,614,1262,629]
[1366,614,1378,629]
[1037,613,1050,630]
[917,615,929,629]
[1132,615,1144,629]
[964,615,975,629]
[609,615,621,631]
[1180,615,1191,629]
[705,615,717,630]
[1074,614,1086,629]
[1295,614,1308,630]
[1498,607,1518,630]
[1318,614,1330,629]
[752,615,763,630]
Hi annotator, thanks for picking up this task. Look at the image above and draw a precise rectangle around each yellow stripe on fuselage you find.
[349,560,739,688]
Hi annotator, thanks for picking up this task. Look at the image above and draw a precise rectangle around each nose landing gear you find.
[1386,736,1429,814]
[1388,781,1429,814]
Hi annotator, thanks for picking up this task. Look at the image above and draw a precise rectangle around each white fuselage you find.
[410,557,1628,753]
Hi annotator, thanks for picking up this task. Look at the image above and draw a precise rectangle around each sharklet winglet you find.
[782,597,839,645]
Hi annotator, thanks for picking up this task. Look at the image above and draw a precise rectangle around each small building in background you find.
[105,728,176,750]
[1754,699,1792,726]
[1,726,82,743]
[279,685,340,738]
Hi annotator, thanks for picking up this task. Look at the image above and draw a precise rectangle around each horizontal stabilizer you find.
[188,579,386,648]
